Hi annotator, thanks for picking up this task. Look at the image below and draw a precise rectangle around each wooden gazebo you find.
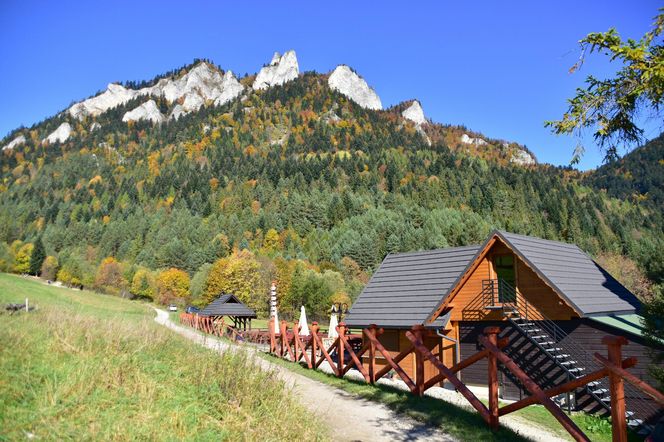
[199,294,257,331]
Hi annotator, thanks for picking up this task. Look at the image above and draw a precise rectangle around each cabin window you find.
[493,255,516,302]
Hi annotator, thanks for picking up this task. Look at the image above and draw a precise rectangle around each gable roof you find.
[346,230,642,329]
[496,231,640,316]
[199,294,257,318]
[344,245,481,328]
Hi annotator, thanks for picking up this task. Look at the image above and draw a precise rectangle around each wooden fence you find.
[181,313,664,442]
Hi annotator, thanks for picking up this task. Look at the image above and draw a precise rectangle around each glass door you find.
[493,255,516,303]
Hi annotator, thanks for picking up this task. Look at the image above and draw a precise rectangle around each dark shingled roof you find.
[497,231,640,316]
[345,245,481,328]
[199,294,257,318]
[347,230,641,329]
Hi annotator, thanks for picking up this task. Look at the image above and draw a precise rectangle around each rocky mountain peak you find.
[122,100,165,124]
[42,122,72,144]
[253,50,299,90]
[328,65,382,110]
[402,100,426,126]
[2,135,26,151]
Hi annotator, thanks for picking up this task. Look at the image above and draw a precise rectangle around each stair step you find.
[568,368,585,373]
[600,396,610,402]
[592,388,608,395]
[587,381,600,386]
[545,347,563,352]
[560,360,578,365]
[531,335,548,339]
[539,341,555,345]
[525,328,542,332]
[627,418,642,427]
[554,354,570,359]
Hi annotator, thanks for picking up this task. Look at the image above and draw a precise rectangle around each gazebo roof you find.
[199,294,257,318]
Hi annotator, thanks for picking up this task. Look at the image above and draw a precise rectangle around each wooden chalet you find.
[345,230,663,428]
[199,294,257,330]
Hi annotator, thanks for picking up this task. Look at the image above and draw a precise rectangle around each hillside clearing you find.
[0,274,325,441]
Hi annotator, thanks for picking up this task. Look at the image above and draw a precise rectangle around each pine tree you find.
[29,237,45,275]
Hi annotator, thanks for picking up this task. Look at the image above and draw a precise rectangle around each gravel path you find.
[154,309,568,442]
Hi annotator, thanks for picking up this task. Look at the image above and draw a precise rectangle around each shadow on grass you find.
[263,353,533,442]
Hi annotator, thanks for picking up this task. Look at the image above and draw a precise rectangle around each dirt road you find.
[154,308,453,441]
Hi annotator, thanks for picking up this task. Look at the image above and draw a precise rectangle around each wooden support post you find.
[485,326,500,430]
[413,325,425,396]
[337,322,346,378]
[368,324,377,384]
[280,320,287,357]
[293,321,300,362]
[603,336,628,442]
[311,322,319,368]
[269,316,276,353]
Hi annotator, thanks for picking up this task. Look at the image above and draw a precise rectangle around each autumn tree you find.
[40,256,59,281]
[131,268,156,299]
[156,268,190,305]
[204,249,262,309]
[95,257,127,294]
[13,242,33,274]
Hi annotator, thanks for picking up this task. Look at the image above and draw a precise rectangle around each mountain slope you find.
[0,51,661,319]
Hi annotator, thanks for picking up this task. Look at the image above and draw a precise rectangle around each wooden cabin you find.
[345,230,663,428]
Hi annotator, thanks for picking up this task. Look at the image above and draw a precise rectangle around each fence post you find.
[337,322,346,377]
[293,321,300,362]
[485,326,501,430]
[280,320,288,357]
[311,322,319,367]
[603,336,628,442]
[368,324,377,384]
[269,316,276,353]
[412,325,425,396]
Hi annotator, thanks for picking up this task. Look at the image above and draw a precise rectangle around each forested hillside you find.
[1,61,662,321]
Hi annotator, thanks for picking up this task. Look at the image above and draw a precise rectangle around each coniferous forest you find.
[1,69,663,327]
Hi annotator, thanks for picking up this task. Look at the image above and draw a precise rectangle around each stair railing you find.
[481,278,659,430]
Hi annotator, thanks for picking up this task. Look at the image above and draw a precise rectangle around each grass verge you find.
[0,274,326,441]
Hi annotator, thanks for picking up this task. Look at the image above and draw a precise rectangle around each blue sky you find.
[0,0,660,169]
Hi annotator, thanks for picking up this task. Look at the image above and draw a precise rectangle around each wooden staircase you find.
[481,279,658,436]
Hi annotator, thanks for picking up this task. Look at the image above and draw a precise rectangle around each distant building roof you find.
[346,230,642,329]
[345,245,481,328]
[199,294,256,318]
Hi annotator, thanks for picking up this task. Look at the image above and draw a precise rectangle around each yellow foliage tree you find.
[95,257,126,294]
[204,250,261,306]
[262,228,280,253]
[13,243,33,274]
[157,268,190,304]
[131,268,156,300]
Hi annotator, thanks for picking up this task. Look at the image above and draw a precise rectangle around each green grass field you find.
[0,274,326,441]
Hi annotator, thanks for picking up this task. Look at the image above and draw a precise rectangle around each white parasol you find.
[298,305,310,336]
[328,311,339,339]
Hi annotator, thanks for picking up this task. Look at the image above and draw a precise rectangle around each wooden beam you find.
[499,357,637,416]
[601,337,627,442]
[406,329,491,423]
[422,337,509,390]
[479,335,589,441]
[594,352,664,406]
[365,331,416,392]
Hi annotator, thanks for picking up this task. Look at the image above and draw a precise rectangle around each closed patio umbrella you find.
[298,306,310,336]
[328,312,339,339]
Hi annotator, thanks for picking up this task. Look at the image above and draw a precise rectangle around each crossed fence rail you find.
[179,312,664,442]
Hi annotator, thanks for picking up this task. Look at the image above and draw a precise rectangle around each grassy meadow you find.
[0,274,326,441]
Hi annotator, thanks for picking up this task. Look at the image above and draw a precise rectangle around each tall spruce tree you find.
[29,237,45,276]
